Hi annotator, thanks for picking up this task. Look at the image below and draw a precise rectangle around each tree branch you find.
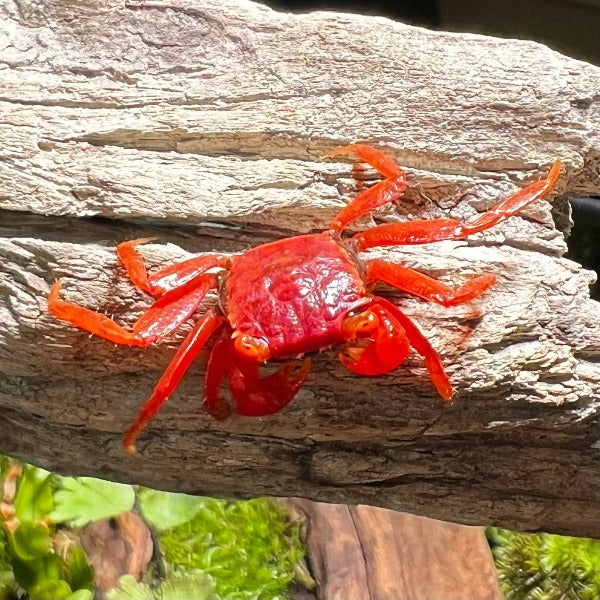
[1,0,599,537]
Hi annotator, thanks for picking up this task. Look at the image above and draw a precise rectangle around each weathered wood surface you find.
[1,0,599,537]
[291,500,502,600]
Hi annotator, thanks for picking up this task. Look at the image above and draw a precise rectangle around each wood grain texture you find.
[1,0,599,537]
[292,500,503,600]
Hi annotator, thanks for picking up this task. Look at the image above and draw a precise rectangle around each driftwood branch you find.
[1,0,599,538]
[291,500,503,600]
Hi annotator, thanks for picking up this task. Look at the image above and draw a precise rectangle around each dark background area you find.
[264,0,600,66]
[262,0,600,299]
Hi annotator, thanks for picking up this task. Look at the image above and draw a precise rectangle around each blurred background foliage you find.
[2,455,599,599]
[0,457,308,600]
[487,528,600,600]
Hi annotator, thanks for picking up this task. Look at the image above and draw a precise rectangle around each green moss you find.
[0,526,10,572]
[487,528,600,600]
[0,526,17,600]
[160,498,305,600]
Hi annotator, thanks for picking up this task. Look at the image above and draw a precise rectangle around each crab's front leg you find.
[123,309,224,452]
[117,238,228,296]
[339,303,410,376]
[340,298,453,401]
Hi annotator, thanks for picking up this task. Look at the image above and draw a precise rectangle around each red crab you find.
[48,144,561,452]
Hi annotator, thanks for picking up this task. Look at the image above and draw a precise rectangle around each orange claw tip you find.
[438,384,454,403]
[123,430,138,454]
[548,159,563,182]
[232,333,271,363]
[203,397,234,421]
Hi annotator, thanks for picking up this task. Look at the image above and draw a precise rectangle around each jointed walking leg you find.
[354,160,561,249]
[365,260,496,307]
[326,144,408,232]
[117,239,228,296]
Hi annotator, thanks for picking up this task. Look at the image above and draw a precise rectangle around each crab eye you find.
[342,310,380,339]
[234,334,270,362]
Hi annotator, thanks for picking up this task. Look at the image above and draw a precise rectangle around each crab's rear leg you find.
[123,308,224,452]
[365,260,496,307]
[325,144,408,232]
[354,160,562,249]
[117,238,228,296]
[48,272,216,346]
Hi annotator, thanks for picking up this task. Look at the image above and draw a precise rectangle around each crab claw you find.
[340,303,410,376]
[340,297,453,401]
[228,356,311,417]
[204,328,236,420]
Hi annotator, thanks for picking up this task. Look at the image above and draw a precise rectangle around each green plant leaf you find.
[0,569,17,599]
[61,546,94,592]
[138,488,207,532]
[161,498,306,600]
[28,579,72,600]
[0,525,11,572]
[50,477,135,527]
[11,522,51,561]
[14,465,54,522]
[487,528,600,600]
[0,456,9,478]
[106,571,219,600]
[11,554,61,592]
[66,590,94,600]
[105,575,152,600]
[159,569,218,600]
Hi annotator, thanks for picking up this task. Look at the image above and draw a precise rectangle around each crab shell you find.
[225,232,370,359]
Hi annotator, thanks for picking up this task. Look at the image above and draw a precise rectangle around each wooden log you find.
[1,0,599,538]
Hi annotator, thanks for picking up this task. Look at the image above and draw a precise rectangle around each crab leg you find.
[204,327,235,420]
[325,144,407,232]
[48,273,216,346]
[354,160,562,249]
[117,238,228,296]
[228,356,311,417]
[375,297,453,401]
[123,308,224,452]
[365,260,496,307]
